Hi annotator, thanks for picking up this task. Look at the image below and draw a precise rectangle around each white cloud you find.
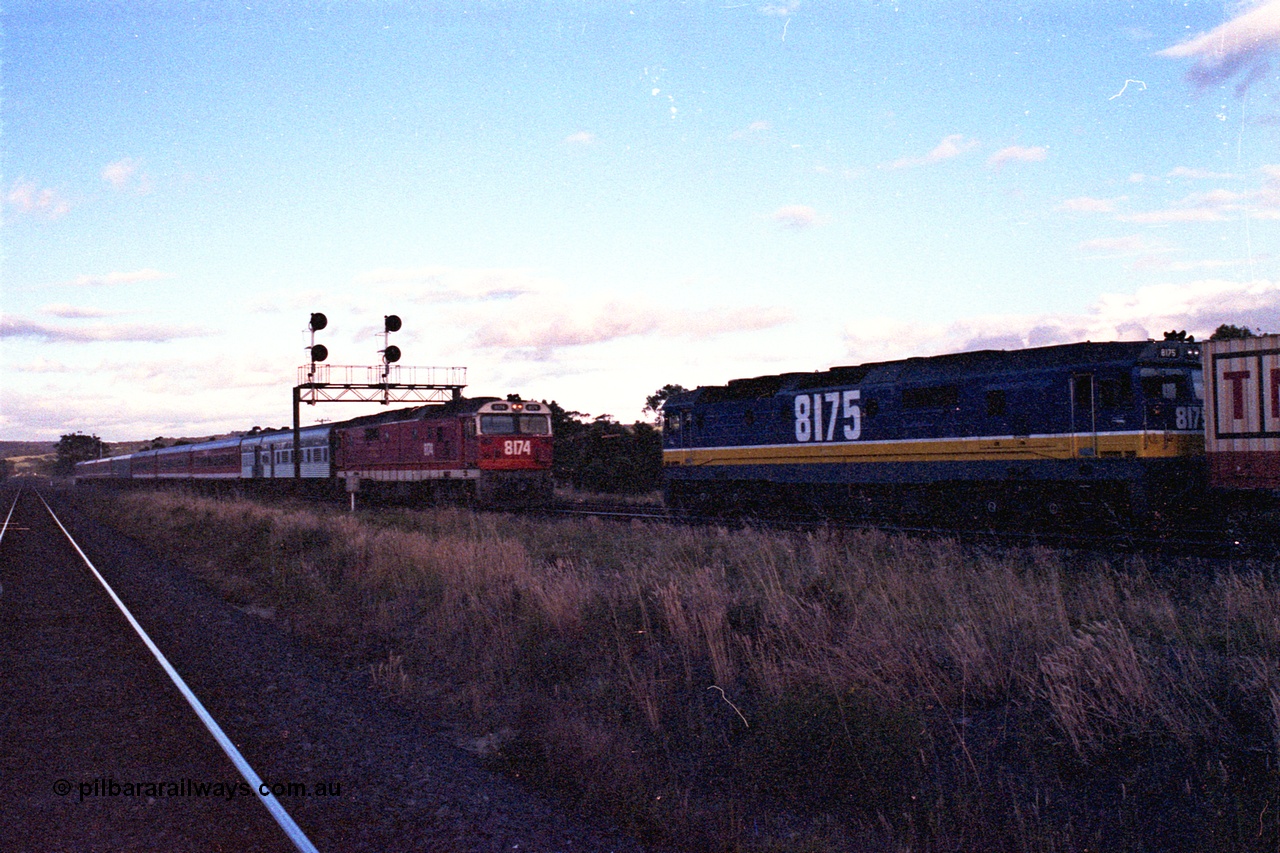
[760,1,800,16]
[730,120,772,140]
[64,269,169,288]
[5,179,72,219]
[770,204,820,229]
[1117,208,1230,223]
[1158,0,1280,90]
[564,131,596,145]
[0,315,206,343]
[885,134,979,170]
[1167,166,1237,180]
[353,266,550,302]
[987,145,1048,169]
[1077,235,1155,255]
[40,304,124,319]
[471,300,791,356]
[843,278,1280,363]
[102,158,153,194]
[1059,196,1121,213]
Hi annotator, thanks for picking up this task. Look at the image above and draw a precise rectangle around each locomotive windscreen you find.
[479,414,552,435]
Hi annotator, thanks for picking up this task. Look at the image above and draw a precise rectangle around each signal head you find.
[384,314,402,333]
[383,345,402,364]
[310,312,328,332]
[310,344,328,363]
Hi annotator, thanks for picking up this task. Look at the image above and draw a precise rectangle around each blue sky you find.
[4,1,1280,441]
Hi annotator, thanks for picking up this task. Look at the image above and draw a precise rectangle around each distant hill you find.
[0,441,56,459]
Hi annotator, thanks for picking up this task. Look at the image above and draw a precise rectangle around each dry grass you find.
[87,490,1280,851]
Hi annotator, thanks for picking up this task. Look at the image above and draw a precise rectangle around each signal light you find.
[310,344,328,363]
[383,345,401,364]
[310,312,328,332]
[384,315,402,333]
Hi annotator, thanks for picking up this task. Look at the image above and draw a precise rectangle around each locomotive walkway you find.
[0,483,645,852]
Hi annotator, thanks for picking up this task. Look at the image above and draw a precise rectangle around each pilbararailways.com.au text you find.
[53,777,343,802]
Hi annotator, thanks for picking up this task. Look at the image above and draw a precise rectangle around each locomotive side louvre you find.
[1204,333,1280,490]
[663,340,1206,519]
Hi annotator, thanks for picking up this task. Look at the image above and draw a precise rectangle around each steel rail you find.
[0,488,20,549]
[37,493,321,853]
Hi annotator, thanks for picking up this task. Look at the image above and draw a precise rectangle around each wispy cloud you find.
[770,204,820,230]
[1078,235,1156,255]
[730,120,772,140]
[5,179,72,219]
[844,278,1280,363]
[40,304,125,319]
[1158,0,1280,91]
[564,131,596,145]
[353,266,548,302]
[471,301,791,357]
[987,145,1047,169]
[102,157,153,194]
[1118,208,1230,224]
[0,316,205,343]
[63,269,169,288]
[1168,166,1237,180]
[1130,257,1246,272]
[885,134,979,170]
[760,1,800,16]
[1059,196,1121,213]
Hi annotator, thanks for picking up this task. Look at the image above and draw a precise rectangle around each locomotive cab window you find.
[519,414,551,434]
[480,414,516,434]
[1140,372,1188,401]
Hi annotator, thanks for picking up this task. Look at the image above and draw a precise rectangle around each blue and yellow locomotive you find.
[661,340,1206,524]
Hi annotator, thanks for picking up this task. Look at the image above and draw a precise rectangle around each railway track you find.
[0,484,648,852]
[537,497,1280,561]
[0,487,307,851]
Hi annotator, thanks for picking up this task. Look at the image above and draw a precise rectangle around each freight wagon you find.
[1203,333,1280,491]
